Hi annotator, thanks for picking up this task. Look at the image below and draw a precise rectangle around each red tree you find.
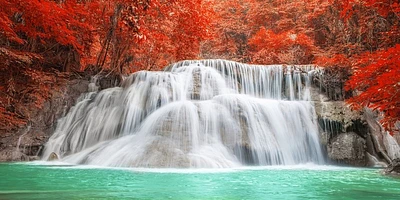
[327,0,400,133]
[200,0,252,62]
[246,0,328,64]
[248,27,317,64]
[0,0,94,130]
[131,0,214,71]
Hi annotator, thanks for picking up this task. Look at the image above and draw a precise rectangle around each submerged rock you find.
[328,132,367,166]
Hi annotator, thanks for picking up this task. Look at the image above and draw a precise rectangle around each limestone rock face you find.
[0,71,123,162]
[328,132,366,166]
[0,78,91,161]
[314,101,364,130]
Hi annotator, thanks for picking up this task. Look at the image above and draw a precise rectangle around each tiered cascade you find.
[43,59,324,168]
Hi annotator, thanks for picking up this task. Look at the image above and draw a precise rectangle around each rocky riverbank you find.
[311,83,400,172]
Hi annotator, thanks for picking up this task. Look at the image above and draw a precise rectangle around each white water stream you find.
[43,59,324,168]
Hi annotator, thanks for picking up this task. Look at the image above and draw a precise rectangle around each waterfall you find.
[43,59,324,168]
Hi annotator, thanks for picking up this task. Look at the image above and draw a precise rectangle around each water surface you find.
[1,163,399,200]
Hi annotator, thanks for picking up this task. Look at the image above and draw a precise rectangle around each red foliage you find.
[333,0,400,133]
[199,0,252,62]
[0,0,215,130]
[340,0,400,19]
[0,0,92,52]
[130,0,214,71]
[244,0,332,64]
[0,0,399,134]
[248,27,317,64]
[244,0,399,132]
[345,45,400,132]
[314,54,351,68]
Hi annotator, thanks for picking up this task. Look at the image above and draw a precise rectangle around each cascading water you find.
[43,59,325,168]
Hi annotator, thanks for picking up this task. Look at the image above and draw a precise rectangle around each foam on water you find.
[22,161,359,174]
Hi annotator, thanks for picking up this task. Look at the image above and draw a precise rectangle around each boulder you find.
[47,152,59,161]
[328,132,367,166]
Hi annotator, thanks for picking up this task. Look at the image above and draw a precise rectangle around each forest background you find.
[0,0,399,134]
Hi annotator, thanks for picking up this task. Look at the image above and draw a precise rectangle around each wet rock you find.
[328,132,367,166]
[366,152,387,167]
[233,144,256,165]
[98,72,122,90]
[0,150,28,161]
[384,158,400,175]
[28,156,40,161]
[313,100,365,133]
[311,85,374,167]
[319,131,329,146]
[363,109,393,164]
[48,152,59,161]
[190,68,201,100]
